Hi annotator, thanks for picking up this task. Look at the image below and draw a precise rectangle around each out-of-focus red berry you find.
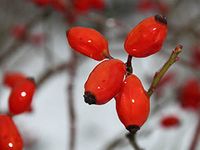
[73,0,105,13]
[3,72,26,88]
[67,26,110,61]
[0,115,23,150]
[137,0,156,12]
[11,24,27,40]
[32,0,50,7]
[161,115,180,128]
[178,79,200,110]
[50,0,67,13]
[124,15,167,57]
[191,46,200,68]
[9,78,36,115]
[115,74,150,133]
[84,59,126,105]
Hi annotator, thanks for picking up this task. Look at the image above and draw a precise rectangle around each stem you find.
[126,55,133,75]
[126,133,143,150]
[189,110,200,150]
[67,51,78,150]
[127,45,183,150]
[147,44,183,96]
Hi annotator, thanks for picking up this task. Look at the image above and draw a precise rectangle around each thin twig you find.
[147,45,183,96]
[126,55,133,75]
[67,51,79,150]
[37,62,70,88]
[189,110,200,150]
[126,133,143,150]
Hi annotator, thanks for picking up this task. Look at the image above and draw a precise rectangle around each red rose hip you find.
[115,74,150,133]
[9,78,36,115]
[3,72,26,88]
[66,26,111,61]
[124,15,168,57]
[84,59,126,105]
[0,115,23,150]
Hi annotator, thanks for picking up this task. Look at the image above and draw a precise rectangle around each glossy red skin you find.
[9,79,36,115]
[124,16,167,57]
[179,79,200,110]
[85,59,126,104]
[115,74,150,128]
[3,72,26,88]
[0,115,23,150]
[67,26,110,61]
[161,115,180,128]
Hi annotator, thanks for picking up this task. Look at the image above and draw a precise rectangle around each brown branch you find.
[37,62,70,88]
[67,51,79,150]
[126,133,143,150]
[0,9,52,66]
[189,110,200,150]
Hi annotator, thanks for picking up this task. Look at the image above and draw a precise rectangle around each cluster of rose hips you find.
[66,14,168,133]
[0,72,36,150]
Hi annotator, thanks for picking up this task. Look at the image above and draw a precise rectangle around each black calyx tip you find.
[27,77,36,84]
[126,125,140,134]
[84,92,96,105]
[155,14,167,25]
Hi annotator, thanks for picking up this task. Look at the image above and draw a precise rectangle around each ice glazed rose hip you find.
[0,115,23,150]
[84,59,126,105]
[9,78,36,115]
[124,15,168,57]
[115,74,150,133]
[66,26,110,60]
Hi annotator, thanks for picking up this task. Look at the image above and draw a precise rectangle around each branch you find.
[147,44,183,96]
[37,62,71,88]
[126,133,143,150]
[66,51,79,150]
[189,110,200,150]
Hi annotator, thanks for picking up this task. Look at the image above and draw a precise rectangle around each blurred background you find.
[0,0,200,150]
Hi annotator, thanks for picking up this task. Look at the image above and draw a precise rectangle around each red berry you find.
[3,72,26,88]
[124,15,168,57]
[9,78,36,115]
[0,115,23,150]
[67,26,110,60]
[32,0,50,6]
[115,74,150,133]
[73,0,91,12]
[90,0,105,10]
[11,24,27,40]
[178,79,200,110]
[50,0,67,13]
[137,0,156,12]
[84,59,126,105]
[161,115,180,128]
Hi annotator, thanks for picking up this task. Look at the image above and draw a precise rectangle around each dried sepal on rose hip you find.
[84,59,126,105]
[0,115,23,150]
[66,26,111,61]
[8,77,36,115]
[3,72,26,88]
[124,14,168,57]
[115,74,150,133]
